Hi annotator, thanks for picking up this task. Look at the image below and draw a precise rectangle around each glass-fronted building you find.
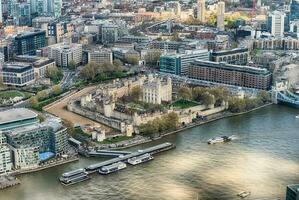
[286,184,299,200]
[14,30,46,55]
[159,49,210,76]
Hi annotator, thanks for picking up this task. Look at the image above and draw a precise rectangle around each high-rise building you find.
[0,132,13,174]
[14,30,46,55]
[0,0,3,24]
[197,0,205,23]
[286,184,299,200]
[269,11,285,37]
[217,1,225,31]
[290,0,299,21]
[13,3,31,26]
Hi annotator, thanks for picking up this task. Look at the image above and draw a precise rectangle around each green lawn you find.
[0,90,32,100]
[99,135,131,144]
[171,99,199,109]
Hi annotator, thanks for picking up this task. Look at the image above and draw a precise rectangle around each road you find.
[44,85,108,129]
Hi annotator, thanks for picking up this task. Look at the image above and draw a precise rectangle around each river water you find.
[1,105,299,200]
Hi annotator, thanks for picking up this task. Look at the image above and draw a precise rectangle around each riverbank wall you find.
[109,103,273,150]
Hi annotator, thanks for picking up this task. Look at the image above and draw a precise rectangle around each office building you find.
[197,0,205,23]
[290,0,299,21]
[0,108,38,131]
[269,11,285,37]
[48,43,82,68]
[1,63,35,86]
[4,116,69,169]
[211,48,249,65]
[188,60,272,90]
[87,49,113,65]
[159,49,210,75]
[113,48,139,63]
[14,30,46,55]
[53,0,62,18]
[217,1,225,31]
[102,24,119,44]
[14,3,31,26]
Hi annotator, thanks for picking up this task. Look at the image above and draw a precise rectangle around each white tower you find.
[217,1,225,31]
[197,0,205,23]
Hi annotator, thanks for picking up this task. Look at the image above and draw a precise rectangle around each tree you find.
[202,92,216,107]
[68,60,77,70]
[113,59,123,71]
[144,51,162,68]
[29,96,38,107]
[45,66,63,83]
[228,97,246,113]
[80,62,98,80]
[36,90,49,101]
[257,91,270,103]
[130,86,142,102]
[178,87,192,100]
[126,55,139,65]
[52,85,62,96]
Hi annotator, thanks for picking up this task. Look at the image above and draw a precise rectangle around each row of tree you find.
[139,112,179,135]
[178,86,230,106]
[29,85,63,108]
[80,60,124,81]
[228,91,270,113]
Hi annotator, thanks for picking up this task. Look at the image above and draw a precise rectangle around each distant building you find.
[197,0,205,23]
[13,3,31,26]
[290,0,299,21]
[87,49,113,65]
[142,75,172,104]
[159,49,210,75]
[253,37,299,50]
[14,30,46,55]
[217,1,225,31]
[101,24,119,44]
[286,184,299,200]
[211,48,249,65]
[188,60,272,90]
[269,11,285,37]
[113,48,139,63]
[1,63,35,86]
[48,43,82,68]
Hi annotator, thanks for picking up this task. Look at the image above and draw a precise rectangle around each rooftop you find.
[287,184,299,193]
[0,108,38,125]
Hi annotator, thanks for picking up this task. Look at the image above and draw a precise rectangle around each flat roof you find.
[0,108,38,125]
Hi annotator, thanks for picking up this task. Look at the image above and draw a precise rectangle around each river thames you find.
[1,105,299,200]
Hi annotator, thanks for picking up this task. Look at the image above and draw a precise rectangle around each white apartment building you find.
[48,43,82,68]
[270,11,285,37]
[0,132,13,174]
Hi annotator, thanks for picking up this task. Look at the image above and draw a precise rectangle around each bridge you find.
[272,82,299,108]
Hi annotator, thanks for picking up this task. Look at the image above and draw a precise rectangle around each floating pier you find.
[60,142,175,185]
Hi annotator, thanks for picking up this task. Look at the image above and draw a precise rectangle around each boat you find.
[59,169,90,186]
[237,191,251,198]
[207,135,236,144]
[127,153,154,165]
[98,162,127,175]
[296,115,299,119]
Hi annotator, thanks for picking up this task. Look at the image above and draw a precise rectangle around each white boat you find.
[127,153,154,165]
[207,135,237,144]
[237,191,251,198]
[99,162,127,175]
[296,115,299,119]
